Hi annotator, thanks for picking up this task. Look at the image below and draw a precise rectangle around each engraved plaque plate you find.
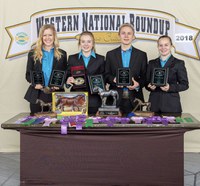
[49,70,66,88]
[151,68,168,87]
[88,74,105,94]
[31,71,45,86]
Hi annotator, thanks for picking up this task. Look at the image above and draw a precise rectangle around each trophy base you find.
[34,112,57,118]
[96,107,122,117]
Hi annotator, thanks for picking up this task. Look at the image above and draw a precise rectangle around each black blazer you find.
[146,55,189,113]
[105,46,148,105]
[67,53,105,110]
[24,49,67,104]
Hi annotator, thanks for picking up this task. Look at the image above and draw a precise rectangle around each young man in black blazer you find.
[105,23,148,115]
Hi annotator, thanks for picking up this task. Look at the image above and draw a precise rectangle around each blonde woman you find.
[66,31,105,114]
[24,24,67,115]
[146,35,189,114]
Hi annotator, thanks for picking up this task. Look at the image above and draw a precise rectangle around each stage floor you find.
[0,152,199,186]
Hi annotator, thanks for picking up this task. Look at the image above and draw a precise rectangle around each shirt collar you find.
[121,46,132,53]
[160,54,171,62]
[42,47,54,53]
[78,50,96,59]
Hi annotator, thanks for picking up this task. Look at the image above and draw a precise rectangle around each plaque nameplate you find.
[31,71,45,86]
[116,68,132,86]
[49,70,66,88]
[88,74,105,94]
[151,68,168,87]
[71,66,86,89]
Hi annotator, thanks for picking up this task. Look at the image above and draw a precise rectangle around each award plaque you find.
[88,74,105,94]
[49,70,66,88]
[31,71,45,86]
[71,66,87,89]
[116,68,132,86]
[151,68,168,87]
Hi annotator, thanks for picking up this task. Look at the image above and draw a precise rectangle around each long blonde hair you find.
[33,24,62,62]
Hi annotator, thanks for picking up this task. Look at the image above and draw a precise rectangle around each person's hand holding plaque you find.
[116,68,132,86]
[113,77,123,88]
[127,77,139,91]
[160,83,170,92]
[35,84,43,90]
[67,76,75,84]
[148,83,156,91]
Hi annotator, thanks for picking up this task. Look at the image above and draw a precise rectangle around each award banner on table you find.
[31,71,44,86]
[88,74,105,94]
[116,68,132,86]
[71,66,86,89]
[49,70,66,88]
[151,68,169,87]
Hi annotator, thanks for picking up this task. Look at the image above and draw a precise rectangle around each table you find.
[2,113,200,186]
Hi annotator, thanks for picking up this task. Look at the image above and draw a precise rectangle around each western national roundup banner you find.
[5,7,200,59]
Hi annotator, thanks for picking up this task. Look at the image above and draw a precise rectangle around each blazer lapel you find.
[129,47,138,68]
[52,57,57,69]
[35,59,43,71]
[116,46,123,68]
[87,56,96,69]
[155,58,161,67]
[164,55,174,68]
[78,55,86,67]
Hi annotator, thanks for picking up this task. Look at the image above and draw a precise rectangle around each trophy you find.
[49,70,66,88]
[71,66,86,89]
[132,98,154,117]
[88,74,105,94]
[151,68,168,87]
[34,99,57,117]
[116,68,132,86]
[31,71,45,86]
[94,87,121,116]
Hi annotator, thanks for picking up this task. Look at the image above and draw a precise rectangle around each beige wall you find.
[0,0,200,152]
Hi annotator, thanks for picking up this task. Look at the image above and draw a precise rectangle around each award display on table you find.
[151,68,168,87]
[94,87,121,116]
[52,92,88,116]
[71,66,86,89]
[31,71,45,86]
[49,70,66,88]
[116,67,132,86]
[88,74,105,94]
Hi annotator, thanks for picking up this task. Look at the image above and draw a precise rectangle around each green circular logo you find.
[15,32,29,45]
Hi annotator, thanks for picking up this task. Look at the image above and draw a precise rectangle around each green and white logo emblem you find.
[15,32,29,45]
